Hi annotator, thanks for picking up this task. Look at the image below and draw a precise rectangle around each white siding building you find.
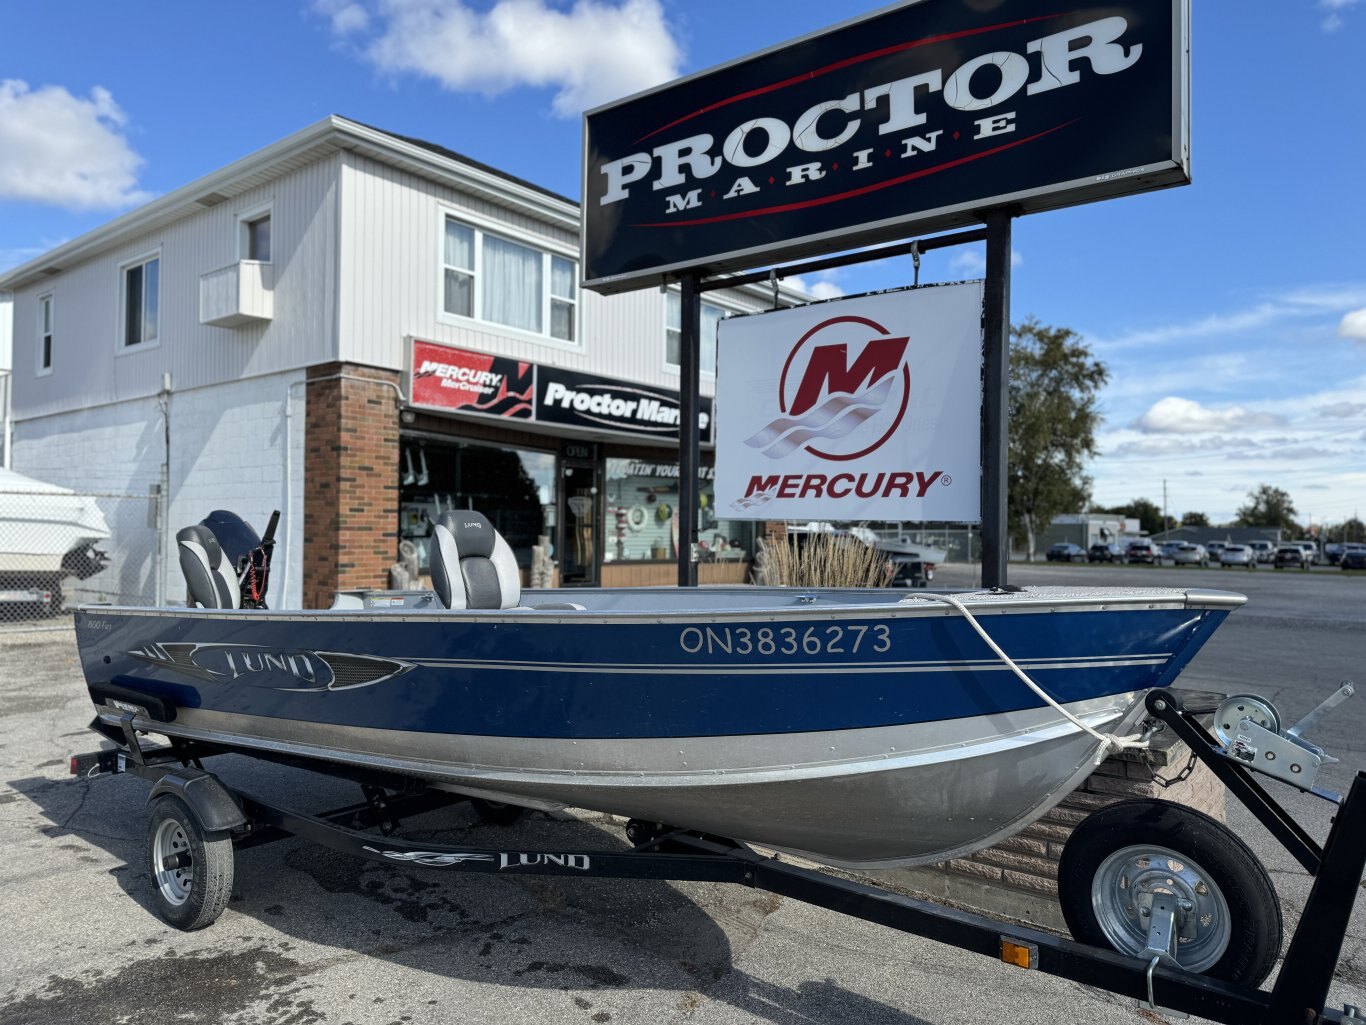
[0,117,805,608]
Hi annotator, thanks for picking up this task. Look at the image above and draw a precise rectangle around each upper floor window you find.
[243,213,271,262]
[123,255,160,348]
[442,215,577,344]
[37,293,53,374]
[665,292,725,376]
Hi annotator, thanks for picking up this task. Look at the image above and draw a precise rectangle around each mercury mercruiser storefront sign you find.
[407,338,712,443]
[714,284,983,521]
[582,0,1187,292]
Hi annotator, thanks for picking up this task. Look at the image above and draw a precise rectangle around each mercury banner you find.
[714,284,983,521]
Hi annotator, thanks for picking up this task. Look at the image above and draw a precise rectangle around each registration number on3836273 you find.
[678,623,891,657]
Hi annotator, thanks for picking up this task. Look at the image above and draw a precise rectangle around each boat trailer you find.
[73,688,1366,1025]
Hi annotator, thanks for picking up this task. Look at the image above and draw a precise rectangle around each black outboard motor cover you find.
[200,510,261,569]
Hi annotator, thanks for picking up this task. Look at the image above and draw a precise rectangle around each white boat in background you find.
[871,533,950,566]
[0,467,110,611]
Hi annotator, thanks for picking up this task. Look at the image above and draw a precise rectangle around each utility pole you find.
[1162,479,1168,536]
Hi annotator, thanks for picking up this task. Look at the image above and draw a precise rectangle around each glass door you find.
[558,461,600,586]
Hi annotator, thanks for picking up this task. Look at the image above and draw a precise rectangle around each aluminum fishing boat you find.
[75,511,1243,870]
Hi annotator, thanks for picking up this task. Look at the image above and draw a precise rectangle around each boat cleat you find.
[1213,683,1353,795]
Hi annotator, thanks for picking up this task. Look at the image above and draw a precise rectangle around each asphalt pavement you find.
[1,561,1363,1025]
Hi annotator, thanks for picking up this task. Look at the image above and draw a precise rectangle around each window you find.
[398,437,556,571]
[37,294,53,374]
[244,214,271,261]
[123,255,159,348]
[442,215,578,344]
[665,292,725,375]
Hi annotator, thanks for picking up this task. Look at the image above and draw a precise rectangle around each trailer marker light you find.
[1000,938,1037,969]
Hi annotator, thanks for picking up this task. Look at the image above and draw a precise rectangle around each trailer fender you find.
[147,770,248,834]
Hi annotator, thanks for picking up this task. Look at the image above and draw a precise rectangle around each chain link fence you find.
[0,488,161,630]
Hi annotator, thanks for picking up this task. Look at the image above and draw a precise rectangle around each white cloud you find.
[1134,397,1286,434]
[1316,401,1366,419]
[948,246,1022,277]
[1320,0,1359,31]
[787,270,845,301]
[1339,308,1366,340]
[1089,284,1366,353]
[323,0,683,118]
[315,0,370,33]
[0,80,149,209]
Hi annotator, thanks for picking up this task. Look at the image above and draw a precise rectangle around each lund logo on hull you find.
[125,642,414,692]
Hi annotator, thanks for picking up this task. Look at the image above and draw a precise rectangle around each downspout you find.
[1,370,11,470]
[281,378,307,608]
[156,373,172,606]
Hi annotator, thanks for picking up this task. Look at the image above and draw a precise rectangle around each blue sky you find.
[2,1,1363,528]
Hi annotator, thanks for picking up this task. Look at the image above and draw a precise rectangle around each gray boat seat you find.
[430,511,523,610]
[177,524,241,609]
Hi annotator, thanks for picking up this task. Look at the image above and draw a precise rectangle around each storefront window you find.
[604,457,754,563]
[399,437,556,571]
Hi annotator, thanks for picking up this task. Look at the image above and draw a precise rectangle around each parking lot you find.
[1,562,1364,1025]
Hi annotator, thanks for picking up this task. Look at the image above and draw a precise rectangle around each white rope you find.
[909,591,1149,764]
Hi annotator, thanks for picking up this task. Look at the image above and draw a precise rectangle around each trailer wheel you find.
[1059,800,1281,986]
[146,794,234,930]
[469,798,524,825]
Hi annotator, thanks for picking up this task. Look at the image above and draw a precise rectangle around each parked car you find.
[1087,542,1125,563]
[1293,541,1319,565]
[1273,545,1309,570]
[1248,540,1276,563]
[1342,547,1366,571]
[1171,543,1210,567]
[1204,541,1227,563]
[1325,542,1346,565]
[1218,544,1257,568]
[1046,542,1087,563]
[1126,541,1160,564]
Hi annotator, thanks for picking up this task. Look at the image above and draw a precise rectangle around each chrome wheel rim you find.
[153,819,193,906]
[1091,844,1231,973]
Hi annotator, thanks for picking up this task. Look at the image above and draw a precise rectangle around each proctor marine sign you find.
[714,284,983,521]
[582,0,1188,293]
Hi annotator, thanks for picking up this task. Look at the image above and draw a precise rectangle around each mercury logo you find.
[745,315,911,462]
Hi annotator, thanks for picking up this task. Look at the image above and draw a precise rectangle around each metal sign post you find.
[981,211,1014,589]
[678,273,701,587]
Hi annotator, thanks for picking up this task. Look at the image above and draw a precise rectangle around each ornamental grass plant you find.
[754,530,890,588]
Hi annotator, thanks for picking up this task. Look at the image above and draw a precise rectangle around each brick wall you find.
[303,362,401,609]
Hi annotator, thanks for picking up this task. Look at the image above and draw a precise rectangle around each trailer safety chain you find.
[910,592,1149,763]
[1148,749,1199,790]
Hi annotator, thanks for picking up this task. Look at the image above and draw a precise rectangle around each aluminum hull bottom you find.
[103,692,1141,869]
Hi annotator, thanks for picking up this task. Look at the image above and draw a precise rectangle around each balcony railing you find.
[200,261,273,328]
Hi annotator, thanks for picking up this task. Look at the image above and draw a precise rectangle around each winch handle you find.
[1286,681,1354,740]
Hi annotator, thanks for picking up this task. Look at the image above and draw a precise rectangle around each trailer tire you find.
[146,794,234,930]
[469,798,524,825]
[1059,799,1281,986]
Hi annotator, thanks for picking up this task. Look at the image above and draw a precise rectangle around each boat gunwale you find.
[75,586,1246,626]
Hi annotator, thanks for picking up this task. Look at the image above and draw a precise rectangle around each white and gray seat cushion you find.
[176,524,242,609]
[429,511,522,610]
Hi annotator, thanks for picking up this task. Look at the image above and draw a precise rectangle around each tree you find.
[1327,517,1365,543]
[1181,511,1210,528]
[1007,320,1109,559]
[1235,485,1299,533]
[1099,498,1166,537]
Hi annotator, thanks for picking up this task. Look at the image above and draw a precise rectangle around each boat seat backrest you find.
[176,524,241,609]
[430,511,521,610]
